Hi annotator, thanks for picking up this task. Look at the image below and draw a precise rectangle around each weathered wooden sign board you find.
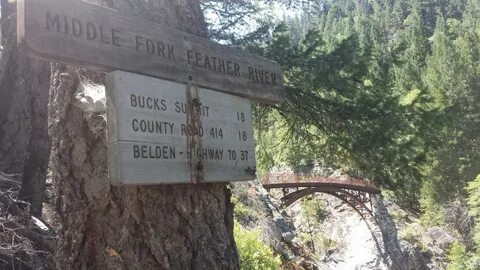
[17,0,285,103]
[18,0,288,185]
[107,71,256,184]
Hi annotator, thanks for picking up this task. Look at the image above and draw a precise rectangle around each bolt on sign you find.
[107,71,256,184]
[17,0,285,103]
[17,0,286,184]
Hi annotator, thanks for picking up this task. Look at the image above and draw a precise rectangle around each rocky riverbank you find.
[232,179,458,270]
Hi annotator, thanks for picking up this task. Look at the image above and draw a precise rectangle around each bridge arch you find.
[262,174,380,219]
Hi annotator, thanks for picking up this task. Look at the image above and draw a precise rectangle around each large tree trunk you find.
[48,0,238,269]
[0,0,51,217]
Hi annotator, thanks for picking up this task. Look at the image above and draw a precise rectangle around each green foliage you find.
[245,0,480,218]
[446,242,471,270]
[234,224,282,270]
[420,13,480,211]
[207,0,480,232]
[467,175,480,246]
[317,234,338,251]
[445,175,480,269]
[231,195,250,222]
[419,181,445,227]
[230,184,262,225]
[389,208,409,225]
[298,232,310,242]
[254,110,318,174]
[399,88,422,107]
[398,224,427,251]
[301,196,328,224]
[299,231,338,254]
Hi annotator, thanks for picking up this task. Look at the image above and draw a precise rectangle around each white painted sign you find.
[106,71,256,185]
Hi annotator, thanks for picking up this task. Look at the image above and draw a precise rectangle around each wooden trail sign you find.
[17,0,286,103]
[107,71,256,185]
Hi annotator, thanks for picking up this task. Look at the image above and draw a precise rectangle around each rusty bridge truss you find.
[262,173,381,218]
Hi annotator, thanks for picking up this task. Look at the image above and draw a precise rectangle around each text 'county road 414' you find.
[107,71,256,185]
[17,0,285,103]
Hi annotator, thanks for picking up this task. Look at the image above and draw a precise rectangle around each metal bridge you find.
[261,172,381,218]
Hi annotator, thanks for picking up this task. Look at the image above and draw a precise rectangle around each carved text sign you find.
[17,0,285,103]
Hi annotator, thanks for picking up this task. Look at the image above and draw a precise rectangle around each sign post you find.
[18,0,286,185]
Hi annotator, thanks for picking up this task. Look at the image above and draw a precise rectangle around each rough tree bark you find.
[0,0,51,217]
[48,0,239,269]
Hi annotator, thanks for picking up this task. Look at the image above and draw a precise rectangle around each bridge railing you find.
[261,172,380,193]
